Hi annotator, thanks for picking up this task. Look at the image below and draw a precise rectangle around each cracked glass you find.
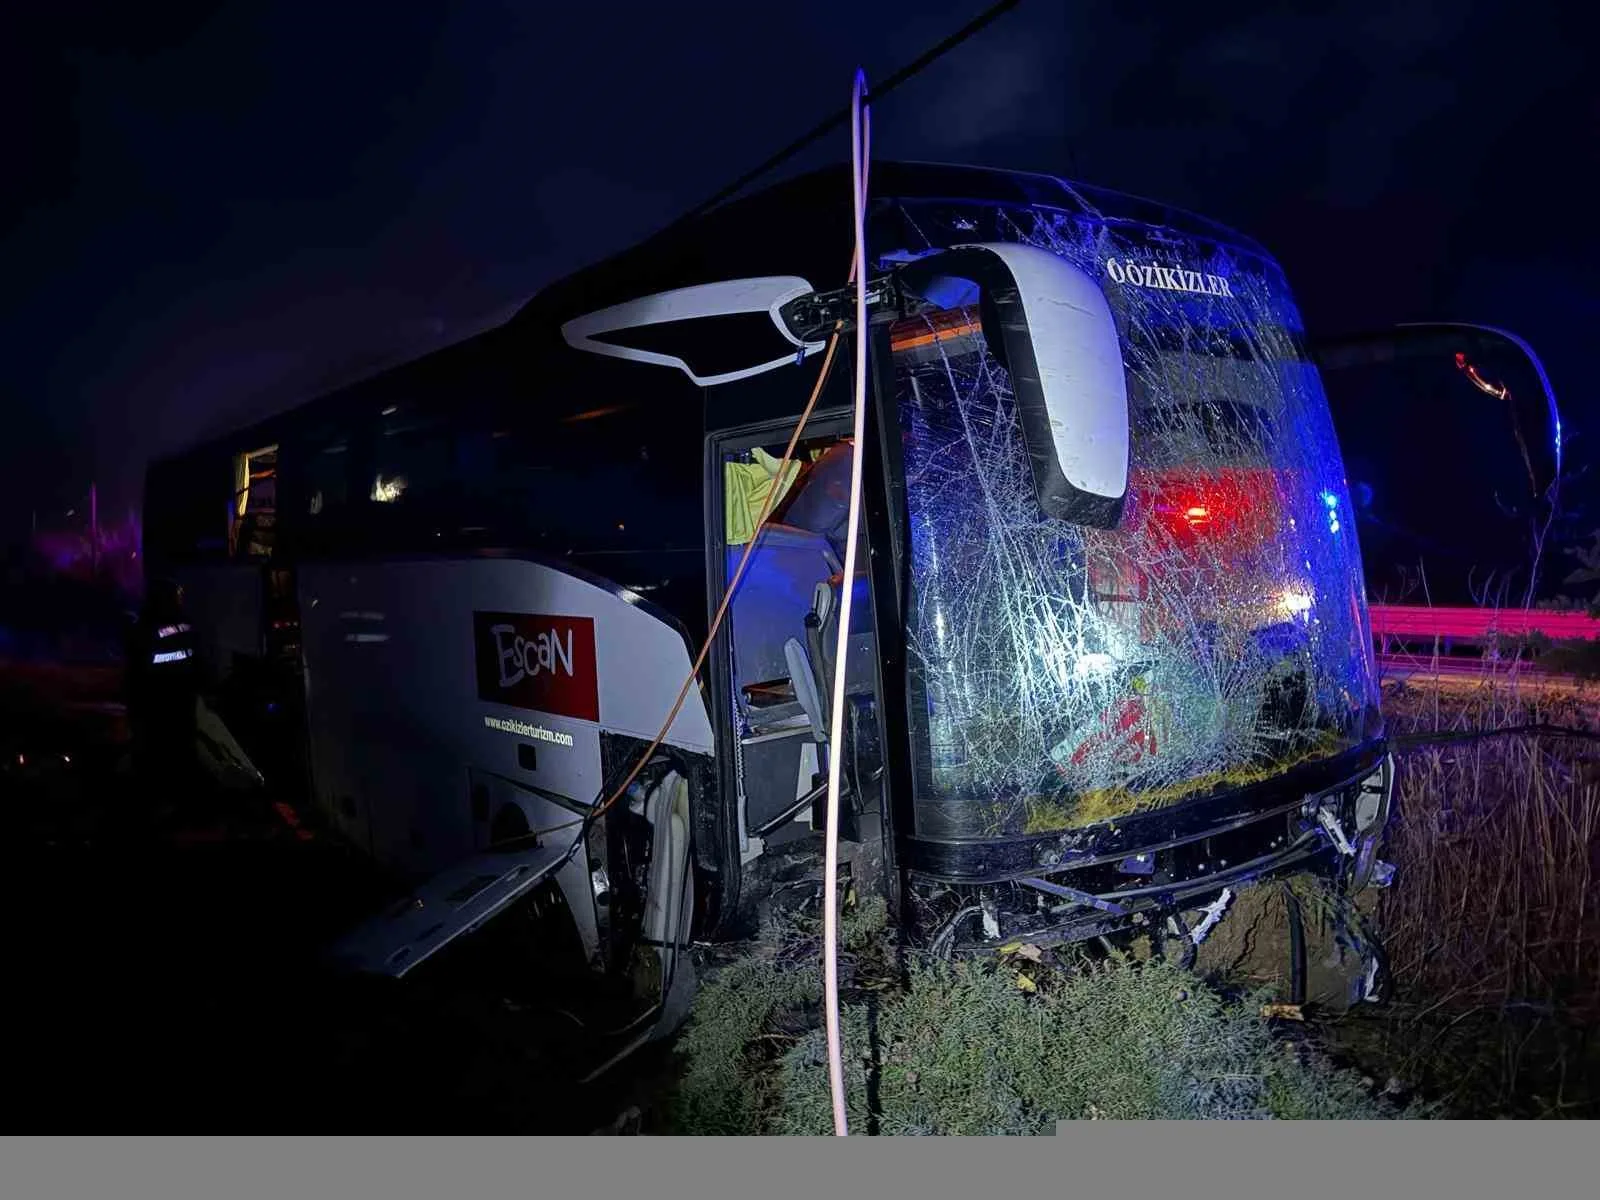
[881,197,1382,839]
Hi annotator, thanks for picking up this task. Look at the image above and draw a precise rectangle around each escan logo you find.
[473,611,600,723]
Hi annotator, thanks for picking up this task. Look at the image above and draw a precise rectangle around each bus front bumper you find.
[908,743,1394,953]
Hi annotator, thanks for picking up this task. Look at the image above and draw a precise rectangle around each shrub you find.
[667,928,1406,1134]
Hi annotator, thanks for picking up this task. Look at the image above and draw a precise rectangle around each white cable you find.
[821,66,870,1140]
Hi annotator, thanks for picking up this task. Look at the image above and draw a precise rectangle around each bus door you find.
[709,414,887,858]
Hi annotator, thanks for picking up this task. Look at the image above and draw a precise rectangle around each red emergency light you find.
[1143,467,1283,552]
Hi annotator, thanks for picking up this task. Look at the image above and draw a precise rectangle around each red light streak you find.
[1455,351,1509,400]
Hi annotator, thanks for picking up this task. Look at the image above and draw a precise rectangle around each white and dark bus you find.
[145,161,1414,1052]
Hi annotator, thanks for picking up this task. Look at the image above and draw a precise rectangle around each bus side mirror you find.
[897,243,1130,529]
[1315,322,1563,503]
[560,276,826,386]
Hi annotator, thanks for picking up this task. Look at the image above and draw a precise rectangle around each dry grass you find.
[1337,673,1600,1116]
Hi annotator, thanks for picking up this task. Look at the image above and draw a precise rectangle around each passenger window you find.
[279,425,357,557]
[370,409,453,509]
[468,414,659,552]
[308,440,350,510]
[229,444,279,559]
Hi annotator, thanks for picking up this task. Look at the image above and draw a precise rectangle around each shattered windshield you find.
[886,200,1381,839]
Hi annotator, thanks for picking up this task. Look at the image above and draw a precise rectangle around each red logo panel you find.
[473,611,600,722]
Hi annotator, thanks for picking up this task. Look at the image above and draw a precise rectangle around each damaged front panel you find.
[882,199,1382,845]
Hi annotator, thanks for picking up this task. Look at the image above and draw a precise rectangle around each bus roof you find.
[149,161,1277,472]
[512,160,1276,334]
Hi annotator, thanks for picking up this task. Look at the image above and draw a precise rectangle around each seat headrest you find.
[811,580,835,627]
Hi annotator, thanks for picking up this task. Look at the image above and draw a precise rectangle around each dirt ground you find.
[1191,879,1378,1013]
[1,660,669,1133]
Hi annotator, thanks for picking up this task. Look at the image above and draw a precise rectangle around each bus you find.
[143,160,1407,1056]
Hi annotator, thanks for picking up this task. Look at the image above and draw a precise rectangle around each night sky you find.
[2,0,1593,545]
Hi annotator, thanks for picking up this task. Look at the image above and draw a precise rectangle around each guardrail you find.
[1368,604,1600,644]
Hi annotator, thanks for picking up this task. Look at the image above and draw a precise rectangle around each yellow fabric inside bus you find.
[724,447,801,546]
[229,452,251,555]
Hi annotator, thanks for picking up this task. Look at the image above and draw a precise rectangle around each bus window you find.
[369,410,453,510]
[466,414,662,553]
[273,396,701,559]
[279,427,357,558]
[229,444,279,559]
[305,440,350,516]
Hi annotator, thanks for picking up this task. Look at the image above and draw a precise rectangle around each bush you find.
[663,895,890,1134]
[666,955,822,1134]
[775,957,1401,1132]
[667,920,1407,1134]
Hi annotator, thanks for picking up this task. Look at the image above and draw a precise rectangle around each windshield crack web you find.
[889,202,1379,839]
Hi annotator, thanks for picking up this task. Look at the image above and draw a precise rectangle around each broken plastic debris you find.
[1370,860,1396,888]
[1117,852,1156,876]
[1188,887,1235,945]
[1259,1003,1305,1021]
[1015,973,1038,993]
[980,896,1001,940]
[1362,956,1382,1003]
[1317,807,1356,856]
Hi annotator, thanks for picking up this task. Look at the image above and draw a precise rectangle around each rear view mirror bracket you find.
[560,244,1132,531]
